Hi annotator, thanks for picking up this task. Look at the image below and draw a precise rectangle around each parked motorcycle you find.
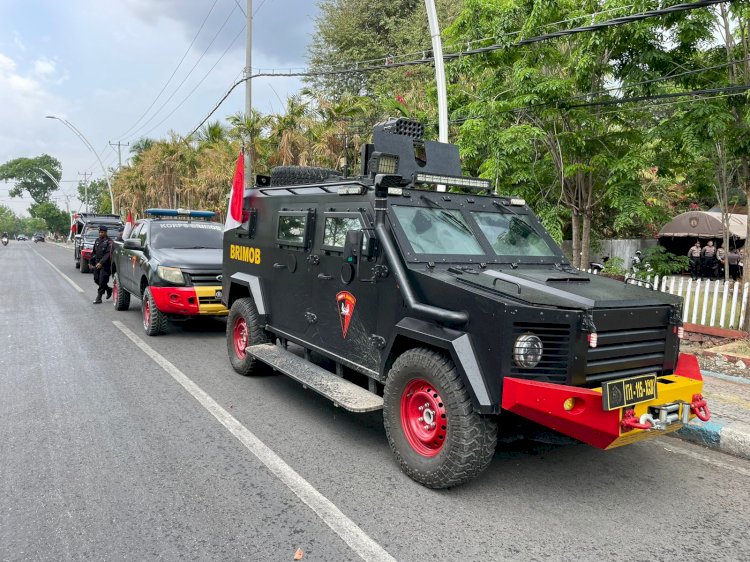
[589,256,609,273]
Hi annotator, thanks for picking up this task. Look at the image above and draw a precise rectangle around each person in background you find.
[740,247,745,280]
[91,225,113,304]
[688,241,701,280]
[728,247,740,281]
[631,250,642,273]
[701,240,716,279]
[716,244,727,279]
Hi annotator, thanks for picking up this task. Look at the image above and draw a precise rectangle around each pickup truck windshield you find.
[392,205,484,255]
[84,228,119,239]
[150,222,223,249]
[470,211,556,257]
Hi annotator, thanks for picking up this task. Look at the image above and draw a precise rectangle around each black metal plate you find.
[601,374,658,411]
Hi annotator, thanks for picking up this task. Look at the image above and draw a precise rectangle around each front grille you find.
[186,271,221,286]
[198,296,222,305]
[585,308,670,384]
[509,322,571,383]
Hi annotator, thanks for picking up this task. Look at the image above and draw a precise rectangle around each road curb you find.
[674,415,750,461]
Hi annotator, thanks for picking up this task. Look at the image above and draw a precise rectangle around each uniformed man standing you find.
[91,225,113,304]
[687,241,701,280]
[701,240,716,279]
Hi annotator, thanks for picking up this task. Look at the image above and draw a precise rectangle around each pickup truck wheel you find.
[383,348,497,489]
[80,259,89,273]
[227,297,269,376]
[142,287,167,336]
[112,273,130,311]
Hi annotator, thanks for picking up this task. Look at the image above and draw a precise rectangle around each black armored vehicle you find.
[221,119,710,488]
[72,213,123,273]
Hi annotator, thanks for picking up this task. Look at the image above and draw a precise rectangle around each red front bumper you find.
[148,286,228,316]
[501,353,707,449]
[81,248,92,260]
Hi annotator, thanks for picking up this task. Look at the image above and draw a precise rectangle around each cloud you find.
[120,0,317,65]
[33,57,56,78]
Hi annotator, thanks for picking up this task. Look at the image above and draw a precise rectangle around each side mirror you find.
[343,230,363,264]
[123,239,143,251]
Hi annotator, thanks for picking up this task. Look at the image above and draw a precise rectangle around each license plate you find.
[215,290,223,299]
[601,374,658,411]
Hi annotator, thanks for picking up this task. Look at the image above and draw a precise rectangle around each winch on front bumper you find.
[501,353,710,449]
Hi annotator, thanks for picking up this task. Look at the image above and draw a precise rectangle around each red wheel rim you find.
[400,379,448,457]
[143,297,150,329]
[233,317,248,360]
[113,278,118,303]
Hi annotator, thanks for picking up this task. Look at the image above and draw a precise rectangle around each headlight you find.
[513,333,543,368]
[157,266,186,285]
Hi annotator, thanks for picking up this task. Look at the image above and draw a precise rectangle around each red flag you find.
[225,150,244,231]
[122,210,134,240]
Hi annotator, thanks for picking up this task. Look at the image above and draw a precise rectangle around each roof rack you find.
[257,180,372,196]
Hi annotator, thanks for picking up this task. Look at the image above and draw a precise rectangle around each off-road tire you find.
[227,297,270,376]
[142,287,168,336]
[80,259,90,273]
[383,348,497,488]
[269,166,341,187]
[112,272,130,311]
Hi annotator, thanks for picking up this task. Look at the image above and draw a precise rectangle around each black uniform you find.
[91,233,113,302]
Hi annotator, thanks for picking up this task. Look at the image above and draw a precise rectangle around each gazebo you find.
[657,210,747,255]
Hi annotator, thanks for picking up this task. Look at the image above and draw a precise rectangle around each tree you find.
[77,178,110,214]
[0,155,62,203]
[20,216,48,235]
[29,201,69,235]
[0,205,20,235]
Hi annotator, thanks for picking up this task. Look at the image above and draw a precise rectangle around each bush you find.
[640,246,689,278]
[603,256,627,277]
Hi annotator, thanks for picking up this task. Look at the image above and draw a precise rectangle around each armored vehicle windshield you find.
[390,201,560,261]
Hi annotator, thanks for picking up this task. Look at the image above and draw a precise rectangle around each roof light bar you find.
[145,208,217,218]
[337,186,365,195]
[509,198,526,206]
[413,173,492,192]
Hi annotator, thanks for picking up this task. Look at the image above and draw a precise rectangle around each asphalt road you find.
[1,240,749,562]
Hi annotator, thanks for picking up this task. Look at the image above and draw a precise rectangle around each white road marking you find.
[112,320,396,562]
[658,440,750,477]
[33,249,85,294]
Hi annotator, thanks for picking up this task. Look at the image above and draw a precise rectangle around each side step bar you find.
[247,343,384,413]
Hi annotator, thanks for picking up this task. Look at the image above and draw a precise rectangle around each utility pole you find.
[244,0,253,191]
[78,171,92,213]
[109,141,130,169]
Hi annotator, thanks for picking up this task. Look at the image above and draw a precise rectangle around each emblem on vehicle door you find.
[336,291,357,339]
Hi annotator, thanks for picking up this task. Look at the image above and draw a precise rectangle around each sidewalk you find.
[675,367,750,460]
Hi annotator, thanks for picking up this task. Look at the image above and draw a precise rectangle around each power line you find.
[114,0,221,140]
[186,0,728,136]
[124,3,240,141]
[142,21,247,138]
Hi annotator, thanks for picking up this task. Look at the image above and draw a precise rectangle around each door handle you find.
[273,263,287,269]
[317,273,333,280]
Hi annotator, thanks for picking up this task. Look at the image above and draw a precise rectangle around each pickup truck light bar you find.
[412,173,492,193]
[145,208,217,218]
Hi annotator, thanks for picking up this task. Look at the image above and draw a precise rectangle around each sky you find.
[0,0,320,217]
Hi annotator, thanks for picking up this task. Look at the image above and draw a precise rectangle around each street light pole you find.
[244,0,253,191]
[425,0,448,192]
[36,166,73,238]
[45,115,116,214]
